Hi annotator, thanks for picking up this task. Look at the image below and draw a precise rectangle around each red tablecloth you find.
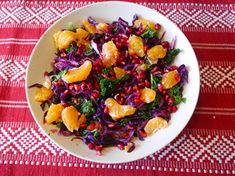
[0,0,234,175]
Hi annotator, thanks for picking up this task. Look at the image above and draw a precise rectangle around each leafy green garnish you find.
[141,28,157,38]
[150,74,160,90]
[164,49,181,64]
[56,122,64,129]
[79,129,88,137]
[117,74,130,82]
[84,46,93,56]
[113,26,118,35]
[67,22,76,31]
[119,118,129,126]
[99,78,117,97]
[53,70,67,81]
[80,100,96,117]
[66,45,73,52]
[168,85,186,105]
[102,67,112,75]
[91,129,100,139]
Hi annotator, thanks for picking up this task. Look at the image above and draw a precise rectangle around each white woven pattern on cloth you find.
[0,1,234,32]
[0,122,234,174]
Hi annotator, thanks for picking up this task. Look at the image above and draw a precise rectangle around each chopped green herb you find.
[164,49,181,64]
[91,129,100,139]
[99,78,117,97]
[67,22,76,31]
[168,85,186,105]
[65,45,73,53]
[119,118,129,126]
[150,74,160,90]
[141,28,157,38]
[56,121,64,129]
[117,74,130,82]
[113,26,118,35]
[80,100,96,117]
[79,129,88,137]
[102,67,112,75]
[84,46,93,56]
[53,70,67,81]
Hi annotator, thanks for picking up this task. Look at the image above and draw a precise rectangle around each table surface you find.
[0,0,234,175]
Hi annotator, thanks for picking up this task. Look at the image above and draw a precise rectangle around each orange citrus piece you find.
[161,70,180,89]
[134,19,155,30]
[114,67,126,79]
[82,19,96,34]
[147,45,166,64]
[101,41,119,67]
[62,106,80,132]
[34,86,53,102]
[62,60,92,83]
[144,117,168,135]
[128,35,145,57]
[45,104,64,124]
[140,88,156,103]
[54,30,78,50]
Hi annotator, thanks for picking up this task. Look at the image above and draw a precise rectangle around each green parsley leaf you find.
[53,70,67,82]
[164,49,180,64]
[56,122,64,129]
[117,74,130,82]
[84,46,93,56]
[99,78,117,97]
[80,100,96,117]
[91,129,100,139]
[150,74,160,90]
[141,28,157,38]
[113,26,118,35]
[65,45,73,53]
[168,85,186,105]
[119,118,129,126]
[102,67,112,75]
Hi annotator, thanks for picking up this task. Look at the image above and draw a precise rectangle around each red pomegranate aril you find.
[151,67,158,73]
[79,123,87,128]
[87,83,93,90]
[58,80,63,85]
[138,82,146,87]
[162,41,170,49]
[64,90,69,94]
[145,80,150,87]
[108,123,115,128]
[121,61,126,65]
[73,98,78,104]
[69,84,74,90]
[165,95,169,101]
[127,27,133,34]
[175,73,181,82]
[104,106,109,114]
[88,143,95,150]
[167,106,173,112]
[44,71,49,77]
[96,150,102,156]
[117,144,124,150]
[168,97,174,105]
[164,68,169,73]
[162,90,167,95]
[127,125,134,130]
[172,106,177,112]
[91,91,99,99]
[139,130,147,137]
[170,66,178,71]
[134,85,139,91]
[126,70,132,75]
[134,97,141,104]
[117,98,124,105]
[88,123,96,131]
[81,82,86,90]
[109,71,115,77]
[120,93,126,97]
[158,83,163,92]
[95,145,103,151]
[155,23,161,30]
[54,81,59,86]
[125,86,132,94]
[74,84,80,91]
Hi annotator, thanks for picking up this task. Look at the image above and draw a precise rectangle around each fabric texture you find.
[0,0,234,175]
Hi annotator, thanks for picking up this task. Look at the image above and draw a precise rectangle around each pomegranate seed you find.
[137,73,145,79]
[73,98,78,104]
[104,106,109,114]
[127,125,134,130]
[87,83,93,90]
[175,73,181,82]
[96,150,102,156]
[167,106,173,112]
[109,71,115,77]
[134,97,141,104]
[54,82,59,86]
[162,90,167,95]
[125,86,132,94]
[139,130,147,137]
[127,27,133,34]
[117,144,124,150]
[145,80,150,87]
[162,41,170,49]
[170,66,178,71]
[126,70,132,75]
[151,67,158,73]
[64,90,68,94]
[117,98,124,105]
[108,123,115,128]
[121,61,126,65]
[158,84,163,92]
[168,97,174,105]
[95,145,103,151]
[91,91,99,99]
[164,68,169,73]
[44,71,49,77]
[172,106,177,113]
[88,143,95,150]
[134,85,139,91]
[81,82,86,90]
[125,50,129,57]
[138,82,146,87]
[69,84,74,90]
[58,80,63,85]
[165,95,169,101]
[74,84,80,91]
[102,74,109,79]
[88,123,96,131]
[155,23,161,30]
[79,123,87,128]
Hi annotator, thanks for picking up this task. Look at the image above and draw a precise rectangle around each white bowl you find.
[26,1,200,163]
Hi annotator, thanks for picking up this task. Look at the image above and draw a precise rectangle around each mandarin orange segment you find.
[96,23,109,33]
[62,60,92,83]
[101,41,119,67]
[82,19,96,34]
[54,30,78,50]
[105,98,136,121]
[140,88,156,103]
[128,35,145,57]
[134,19,155,30]
[147,45,166,64]
[161,70,180,89]
[144,117,168,135]
[77,114,87,128]
[136,64,147,72]
[45,104,64,124]
[62,106,80,132]
[76,28,89,40]
[34,86,53,102]
[114,67,126,79]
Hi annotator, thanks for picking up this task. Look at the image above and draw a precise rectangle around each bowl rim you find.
[25,1,200,164]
